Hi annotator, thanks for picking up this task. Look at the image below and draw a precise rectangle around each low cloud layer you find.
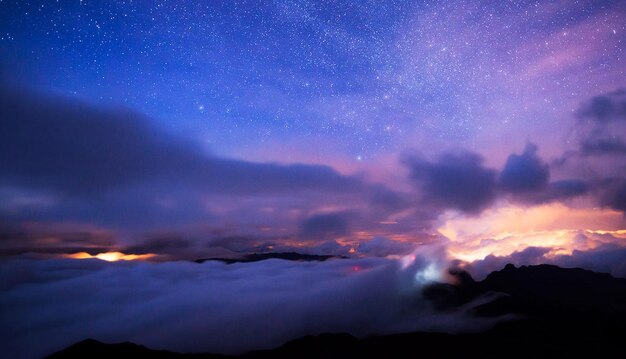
[0,251,491,359]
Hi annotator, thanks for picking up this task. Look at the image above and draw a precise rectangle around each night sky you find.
[1,1,626,358]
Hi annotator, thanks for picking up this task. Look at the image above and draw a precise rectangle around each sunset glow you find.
[440,203,626,262]
[66,252,156,262]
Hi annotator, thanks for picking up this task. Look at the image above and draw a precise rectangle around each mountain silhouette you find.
[194,252,343,264]
[47,264,626,358]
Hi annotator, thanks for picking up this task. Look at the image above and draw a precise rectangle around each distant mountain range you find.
[194,252,344,264]
[47,264,626,358]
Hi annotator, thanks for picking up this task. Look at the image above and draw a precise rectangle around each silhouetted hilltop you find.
[424,263,626,317]
[48,264,626,359]
[46,338,227,358]
[194,252,343,264]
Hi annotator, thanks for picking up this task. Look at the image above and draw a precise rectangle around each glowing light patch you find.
[400,254,416,269]
[439,203,626,262]
[66,251,155,262]
[414,263,441,284]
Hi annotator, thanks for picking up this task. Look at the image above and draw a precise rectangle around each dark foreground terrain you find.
[48,264,626,359]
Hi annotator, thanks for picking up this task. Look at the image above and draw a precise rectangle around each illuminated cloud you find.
[439,202,626,262]
[65,251,156,262]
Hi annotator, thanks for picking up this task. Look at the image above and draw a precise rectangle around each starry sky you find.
[1,0,626,262]
[2,0,623,162]
[2,1,626,358]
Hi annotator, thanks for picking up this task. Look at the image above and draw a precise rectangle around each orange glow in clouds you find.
[438,203,626,262]
[66,251,156,262]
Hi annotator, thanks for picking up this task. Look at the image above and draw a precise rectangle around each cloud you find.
[463,246,553,280]
[403,144,587,214]
[580,137,626,156]
[465,243,626,281]
[505,179,589,205]
[0,84,365,198]
[558,90,626,161]
[440,202,626,264]
[0,253,484,359]
[498,144,587,204]
[123,234,193,256]
[549,91,626,213]
[356,237,417,257]
[554,244,626,278]
[2,83,409,234]
[0,222,116,257]
[299,212,352,240]
[601,179,626,212]
[368,185,412,213]
[402,151,497,214]
[576,89,626,123]
[540,180,588,201]
[499,143,549,193]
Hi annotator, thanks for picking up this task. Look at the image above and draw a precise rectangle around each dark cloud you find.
[497,144,587,204]
[0,222,116,257]
[123,235,192,256]
[402,144,588,214]
[549,92,626,213]
[0,87,193,195]
[299,212,352,240]
[504,179,588,205]
[1,84,402,233]
[552,90,626,172]
[580,137,626,156]
[541,180,589,200]
[368,185,412,213]
[357,237,416,256]
[558,90,626,162]
[499,143,549,193]
[601,179,626,212]
[576,89,626,123]
[0,85,365,198]
[403,152,497,214]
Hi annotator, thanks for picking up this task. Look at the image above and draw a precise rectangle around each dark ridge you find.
[48,264,626,358]
[45,338,228,358]
[194,252,344,264]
